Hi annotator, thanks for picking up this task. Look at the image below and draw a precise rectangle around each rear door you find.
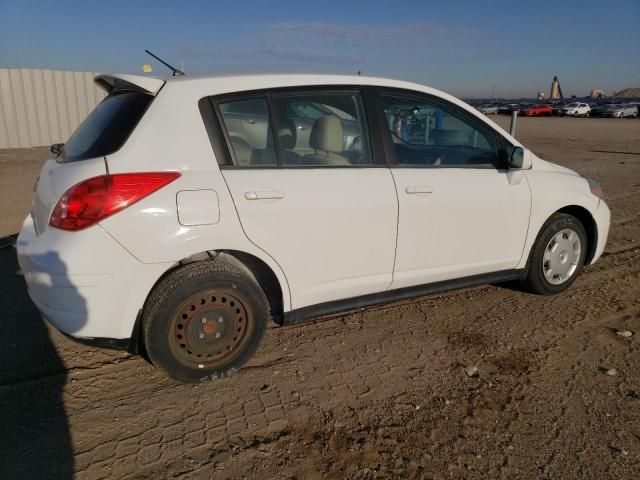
[213,88,398,309]
[376,89,531,289]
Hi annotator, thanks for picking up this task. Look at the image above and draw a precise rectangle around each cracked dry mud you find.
[0,116,638,479]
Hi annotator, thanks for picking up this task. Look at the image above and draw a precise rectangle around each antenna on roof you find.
[144,50,185,76]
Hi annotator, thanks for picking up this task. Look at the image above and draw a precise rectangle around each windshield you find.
[60,90,153,163]
[565,103,579,108]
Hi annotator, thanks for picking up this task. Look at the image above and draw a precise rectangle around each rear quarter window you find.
[59,91,153,163]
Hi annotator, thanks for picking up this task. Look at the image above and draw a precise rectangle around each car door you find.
[376,89,531,290]
[215,89,398,309]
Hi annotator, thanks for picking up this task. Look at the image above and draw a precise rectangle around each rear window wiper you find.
[50,143,64,156]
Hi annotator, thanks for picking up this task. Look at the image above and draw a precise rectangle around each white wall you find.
[0,68,105,149]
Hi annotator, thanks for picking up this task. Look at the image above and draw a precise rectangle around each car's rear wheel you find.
[522,213,587,295]
[142,257,268,383]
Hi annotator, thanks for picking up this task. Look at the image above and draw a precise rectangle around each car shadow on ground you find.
[0,236,75,479]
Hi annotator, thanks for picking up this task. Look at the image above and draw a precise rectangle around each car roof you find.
[98,72,452,98]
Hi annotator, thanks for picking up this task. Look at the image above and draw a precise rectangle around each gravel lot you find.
[0,116,639,479]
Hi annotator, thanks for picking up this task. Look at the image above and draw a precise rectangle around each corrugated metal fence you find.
[0,68,105,149]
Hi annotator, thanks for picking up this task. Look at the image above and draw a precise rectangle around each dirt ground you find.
[0,116,639,479]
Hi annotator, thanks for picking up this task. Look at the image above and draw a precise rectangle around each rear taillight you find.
[49,172,180,231]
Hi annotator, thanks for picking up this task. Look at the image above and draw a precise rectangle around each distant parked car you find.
[601,104,638,118]
[520,104,553,117]
[561,102,591,117]
[476,104,499,114]
[551,104,566,116]
[498,103,519,114]
[589,104,612,117]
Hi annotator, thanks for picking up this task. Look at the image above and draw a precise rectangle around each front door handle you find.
[405,185,434,194]
[244,190,286,200]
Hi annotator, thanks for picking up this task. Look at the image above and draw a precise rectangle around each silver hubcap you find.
[543,229,581,285]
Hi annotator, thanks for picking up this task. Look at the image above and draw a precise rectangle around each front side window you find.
[271,91,372,166]
[219,97,276,166]
[381,93,499,167]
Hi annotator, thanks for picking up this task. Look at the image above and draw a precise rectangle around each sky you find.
[0,0,639,98]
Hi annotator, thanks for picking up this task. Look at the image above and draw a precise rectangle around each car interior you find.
[382,96,498,167]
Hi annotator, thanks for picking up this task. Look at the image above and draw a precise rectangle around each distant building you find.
[537,91,546,99]
[590,89,605,98]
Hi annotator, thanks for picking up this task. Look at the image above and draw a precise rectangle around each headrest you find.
[309,115,343,153]
[277,118,297,150]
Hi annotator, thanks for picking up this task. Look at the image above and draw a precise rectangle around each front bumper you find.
[590,199,611,265]
[17,215,171,340]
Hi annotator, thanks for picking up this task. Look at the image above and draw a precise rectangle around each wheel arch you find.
[554,205,598,264]
[130,249,287,354]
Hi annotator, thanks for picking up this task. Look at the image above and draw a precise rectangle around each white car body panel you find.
[17,215,171,338]
[518,160,607,268]
[221,169,398,309]
[390,168,531,289]
[17,73,611,341]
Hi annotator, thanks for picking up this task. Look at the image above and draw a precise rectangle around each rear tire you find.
[143,257,269,383]
[522,213,587,295]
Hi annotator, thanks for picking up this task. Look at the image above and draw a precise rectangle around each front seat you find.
[303,116,350,166]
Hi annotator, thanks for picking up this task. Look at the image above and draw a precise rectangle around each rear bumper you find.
[590,199,611,265]
[17,215,171,340]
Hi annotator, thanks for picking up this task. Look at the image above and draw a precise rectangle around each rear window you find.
[59,91,152,163]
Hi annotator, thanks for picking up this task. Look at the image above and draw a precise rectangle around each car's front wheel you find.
[522,213,588,295]
[142,257,269,383]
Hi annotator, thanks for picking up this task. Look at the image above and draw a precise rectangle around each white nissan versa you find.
[17,73,610,382]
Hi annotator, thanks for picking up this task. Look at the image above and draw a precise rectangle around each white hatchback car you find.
[18,73,610,382]
[561,102,591,117]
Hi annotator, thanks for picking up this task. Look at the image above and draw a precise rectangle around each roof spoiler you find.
[95,74,165,96]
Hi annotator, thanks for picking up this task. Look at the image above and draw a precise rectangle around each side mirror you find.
[509,146,530,169]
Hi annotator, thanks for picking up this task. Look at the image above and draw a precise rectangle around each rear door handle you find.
[405,186,434,194]
[244,190,286,200]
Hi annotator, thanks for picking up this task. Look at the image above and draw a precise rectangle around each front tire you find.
[142,257,269,383]
[522,213,587,295]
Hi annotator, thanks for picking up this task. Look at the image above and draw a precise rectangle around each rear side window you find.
[213,90,373,167]
[271,91,372,166]
[60,91,153,163]
[219,97,277,166]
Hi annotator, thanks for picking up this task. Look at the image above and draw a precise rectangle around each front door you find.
[217,89,398,309]
[377,90,531,289]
